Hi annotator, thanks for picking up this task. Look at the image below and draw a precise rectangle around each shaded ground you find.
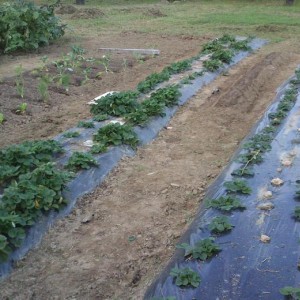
[1,40,300,299]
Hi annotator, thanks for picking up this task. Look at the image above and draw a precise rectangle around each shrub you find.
[0,1,65,53]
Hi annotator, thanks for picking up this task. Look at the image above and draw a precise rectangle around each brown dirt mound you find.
[56,5,77,15]
[70,8,105,19]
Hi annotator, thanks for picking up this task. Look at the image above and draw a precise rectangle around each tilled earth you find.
[1,36,300,299]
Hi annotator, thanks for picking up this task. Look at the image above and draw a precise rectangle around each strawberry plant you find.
[211,49,234,64]
[294,206,300,221]
[137,71,170,94]
[231,167,254,177]
[170,267,201,288]
[66,152,98,171]
[63,131,80,138]
[150,85,181,107]
[90,143,108,154]
[164,59,192,75]
[93,114,109,122]
[203,59,223,72]
[206,196,246,211]
[230,40,251,51]
[177,238,221,260]
[209,216,233,234]
[125,109,150,126]
[0,235,11,262]
[93,123,139,149]
[90,91,139,116]
[224,179,252,194]
[140,97,166,117]
[280,286,300,299]
[77,121,95,128]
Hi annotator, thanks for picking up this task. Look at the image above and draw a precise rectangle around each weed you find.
[209,216,233,233]
[16,103,27,115]
[100,54,111,73]
[93,123,139,149]
[170,267,201,288]
[77,121,95,128]
[206,196,246,211]
[63,131,80,138]
[224,179,252,194]
[37,75,52,101]
[280,286,300,299]
[177,238,221,260]
[66,152,98,171]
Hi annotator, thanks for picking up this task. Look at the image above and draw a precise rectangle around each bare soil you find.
[1,35,300,299]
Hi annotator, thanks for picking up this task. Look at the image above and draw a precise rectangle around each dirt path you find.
[1,42,300,300]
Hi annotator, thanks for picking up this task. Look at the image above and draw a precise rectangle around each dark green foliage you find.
[164,60,192,75]
[0,234,12,262]
[231,167,254,177]
[206,196,246,211]
[150,85,181,107]
[209,216,233,233]
[1,163,72,226]
[137,71,170,94]
[0,1,65,53]
[90,143,108,154]
[125,109,150,126]
[230,40,251,51]
[0,140,63,186]
[224,179,252,194]
[218,34,236,43]
[63,131,80,138]
[243,133,272,153]
[140,97,166,117]
[93,114,109,122]
[66,152,98,171]
[77,121,95,128]
[294,206,300,221]
[211,49,234,64]
[90,91,139,116]
[177,238,221,260]
[238,151,263,164]
[170,267,201,288]
[203,59,223,72]
[93,123,139,149]
[201,39,224,54]
[280,286,300,299]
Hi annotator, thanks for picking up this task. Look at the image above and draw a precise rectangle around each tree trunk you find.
[75,0,85,5]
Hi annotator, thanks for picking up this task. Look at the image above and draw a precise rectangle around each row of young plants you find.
[0,35,253,264]
[151,70,300,298]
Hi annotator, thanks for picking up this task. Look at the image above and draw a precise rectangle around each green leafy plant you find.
[93,114,109,122]
[206,196,246,211]
[164,59,192,75]
[203,59,223,72]
[15,65,25,98]
[208,216,233,234]
[93,123,139,149]
[0,1,65,53]
[170,267,201,288]
[177,238,221,260]
[90,143,108,154]
[16,102,28,114]
[280,286,300,299]
[231,167,254,177]
[137,70,170,94]
[38,75,52,101]
[0,113,5,124]
[66,152,98,171]
[230,40,251,51]
[150,85,181,107]
[294,206,300,221]
[224,179,252,194]
[90,91,139,116]
[63,131,80,138]
[211,49,234,64]
[77,121,95,128]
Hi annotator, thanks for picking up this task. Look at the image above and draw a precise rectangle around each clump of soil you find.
[56,5,77,15]
[70,8,105,19]
[144,8,166,17]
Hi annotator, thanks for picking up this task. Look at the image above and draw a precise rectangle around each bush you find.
[0,0,66,53]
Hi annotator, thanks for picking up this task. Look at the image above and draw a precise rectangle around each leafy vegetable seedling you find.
[66,152,98,171]
[63,131,80,138]
[16,103,28,114]
[280,286,300,299]
[209,216,233,234]
[177,238,221,261]
[206,196,246,211]
[224,179,252,194]
[77,121,95,128]
[170,267,201,288]
[0,113,5,124]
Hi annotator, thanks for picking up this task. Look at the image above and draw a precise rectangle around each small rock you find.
[170,183,180,187]
[271,178,284,186]
[83,140,94,147]
[166,126,173,130]
[263,191,273,199]
[161,189,168,194]
[257,202,275,211]
[276,168,282,173]
[281,159,292,167]
[260,234,271,243]
[81,214,93,224]
[192,189,198,195]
